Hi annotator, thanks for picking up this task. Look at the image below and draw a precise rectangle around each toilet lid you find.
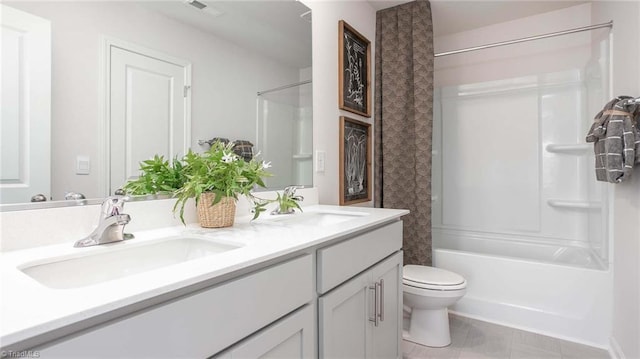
[403,265,466,289]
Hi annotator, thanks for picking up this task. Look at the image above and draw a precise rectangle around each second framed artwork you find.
[338,20,371,117]
[339,116,372,205]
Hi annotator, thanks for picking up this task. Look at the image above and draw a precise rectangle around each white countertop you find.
[0,205,407,350]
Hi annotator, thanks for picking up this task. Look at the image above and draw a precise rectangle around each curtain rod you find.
[257,80,312,96]
[434,21,613,58]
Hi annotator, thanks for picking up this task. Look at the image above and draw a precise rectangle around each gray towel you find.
[586,97,640,183]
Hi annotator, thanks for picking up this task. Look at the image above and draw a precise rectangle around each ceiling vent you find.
[186,0,207,10]
[184,0,223,17]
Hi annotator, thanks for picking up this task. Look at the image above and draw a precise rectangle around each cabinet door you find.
[216,305,314,359]
[370,251,403,359]
[318,270,372,359]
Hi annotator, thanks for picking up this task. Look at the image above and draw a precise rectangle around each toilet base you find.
[405,307,451,347]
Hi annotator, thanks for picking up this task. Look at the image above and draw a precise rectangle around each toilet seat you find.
[403,265,466,291]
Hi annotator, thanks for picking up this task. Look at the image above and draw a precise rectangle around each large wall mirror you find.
[1,0,312,207]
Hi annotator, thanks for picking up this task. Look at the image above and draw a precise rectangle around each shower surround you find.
[431,3,612,347]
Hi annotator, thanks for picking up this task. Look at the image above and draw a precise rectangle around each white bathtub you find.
[433,236,612,348]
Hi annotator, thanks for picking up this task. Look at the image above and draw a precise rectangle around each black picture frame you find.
[339,116,372,205]
[338,20,371,117]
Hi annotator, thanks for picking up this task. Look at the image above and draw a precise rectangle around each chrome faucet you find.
[271,185,304,215]
[74,195,134,248]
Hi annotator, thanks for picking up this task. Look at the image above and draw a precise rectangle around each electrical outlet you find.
[76,155,90,175]
[315,150,325,172]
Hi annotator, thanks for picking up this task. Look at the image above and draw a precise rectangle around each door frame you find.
[100,36,192,196]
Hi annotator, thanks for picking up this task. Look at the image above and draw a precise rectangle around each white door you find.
[0,5,51,203]
[107,40,190,194]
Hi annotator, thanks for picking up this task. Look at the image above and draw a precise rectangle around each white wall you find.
[301,0,377,205]
[434,4,595,87]
[591,3,640,358]
[6,2,301,201]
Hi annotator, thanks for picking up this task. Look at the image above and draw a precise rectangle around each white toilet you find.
[402,265,467,347]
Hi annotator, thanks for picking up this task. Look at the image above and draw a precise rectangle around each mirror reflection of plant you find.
[248,191,303,218]
[173,141,273,223]
[277,193,303,214]
[122,155,186,195]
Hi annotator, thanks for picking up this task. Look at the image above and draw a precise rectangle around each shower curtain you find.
[374,0,434,265]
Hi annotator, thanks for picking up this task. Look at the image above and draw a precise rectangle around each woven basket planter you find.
[196,192,236,228]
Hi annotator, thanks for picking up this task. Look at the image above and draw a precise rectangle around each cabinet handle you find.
[379,279,384,322]
[368,284,379,327]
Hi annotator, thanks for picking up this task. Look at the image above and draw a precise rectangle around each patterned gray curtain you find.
[374,0,434,266]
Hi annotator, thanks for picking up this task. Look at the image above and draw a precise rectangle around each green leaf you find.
[126,139,274,223]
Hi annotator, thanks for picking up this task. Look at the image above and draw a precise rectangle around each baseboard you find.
[609,336,625,359]
[450,294,611,349]
[449,309,609,350]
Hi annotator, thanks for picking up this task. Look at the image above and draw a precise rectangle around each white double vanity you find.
[0,194,407,358]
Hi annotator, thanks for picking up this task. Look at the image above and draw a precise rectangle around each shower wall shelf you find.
[545,143,592,155]
[547,199,601,209]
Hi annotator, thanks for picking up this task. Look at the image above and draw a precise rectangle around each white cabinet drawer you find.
[317,221,402,294]
[37,254,313,358]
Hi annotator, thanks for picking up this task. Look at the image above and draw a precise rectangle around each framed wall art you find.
[339,116,372,205]
[338,20,371,117]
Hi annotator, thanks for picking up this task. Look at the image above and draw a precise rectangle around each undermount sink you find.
[19,237,242,289]
[266,210,369,226]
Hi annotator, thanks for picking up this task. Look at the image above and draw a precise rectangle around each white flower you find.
[221,152,236,163]
[261,161,272,169]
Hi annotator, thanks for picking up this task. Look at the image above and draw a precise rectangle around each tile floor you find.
[402,315,610,359]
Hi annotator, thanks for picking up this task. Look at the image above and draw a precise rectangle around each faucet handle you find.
[101,195,130,217]
[283,185,304,197]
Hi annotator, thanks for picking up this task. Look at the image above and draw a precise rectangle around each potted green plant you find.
[173,141,272,228]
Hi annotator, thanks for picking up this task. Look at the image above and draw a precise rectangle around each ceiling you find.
[139,1,312,69]
[367,0,588,36]
[139,0,588,68]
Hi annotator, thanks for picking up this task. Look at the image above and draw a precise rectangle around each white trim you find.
[184,64,192,158]
[99,36,109,197]
[103,36,191,68]
[101,37,192,196]
[609,336,625,359]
